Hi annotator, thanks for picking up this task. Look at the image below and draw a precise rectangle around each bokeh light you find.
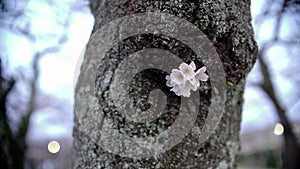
[47,141,60,154]
[273,123,284,136]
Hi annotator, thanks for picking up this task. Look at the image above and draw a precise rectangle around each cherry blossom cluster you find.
[166,61,209,97]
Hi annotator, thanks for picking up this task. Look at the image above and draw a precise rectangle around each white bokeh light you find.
[273,123,284,136]
[47,140,60,154]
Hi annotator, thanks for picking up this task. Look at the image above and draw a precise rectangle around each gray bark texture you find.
[73,0,257,168]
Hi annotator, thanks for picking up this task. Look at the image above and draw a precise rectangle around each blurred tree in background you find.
[239,1,300,169]
[0,0,72,168]
[253,0,300,168]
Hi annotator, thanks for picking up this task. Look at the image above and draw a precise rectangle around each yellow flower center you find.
[183,68,190,74]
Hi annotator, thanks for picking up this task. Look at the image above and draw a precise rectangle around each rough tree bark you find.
[73,0,257,168]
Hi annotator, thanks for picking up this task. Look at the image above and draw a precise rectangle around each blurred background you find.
[0,0,299,169]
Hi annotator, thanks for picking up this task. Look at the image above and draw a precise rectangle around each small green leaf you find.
[213,87,219,94]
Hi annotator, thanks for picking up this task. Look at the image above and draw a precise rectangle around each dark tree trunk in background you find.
[73,0,257,168]
[0,61,25,169]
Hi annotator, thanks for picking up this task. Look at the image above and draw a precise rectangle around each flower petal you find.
[179,63,194,79]
[171,69,185,84]
[189,77,200,87]
[179,63,189,71]
[171,85,180,93]
[195,66,208,81]
[190,81,199,91]
[198,66,206,73]
[180,82,194,97]
[166,63,209,97]
[189,61,196,70]
[195,71,209,81]
[166,75,173,87]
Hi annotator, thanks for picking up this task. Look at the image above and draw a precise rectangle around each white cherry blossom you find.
[179,62,195,79]
[170,69,185,84]
[195,66,209,81]
[166,61,209,97]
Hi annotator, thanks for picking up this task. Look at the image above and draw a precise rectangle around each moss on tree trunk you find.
[73,0,257,168]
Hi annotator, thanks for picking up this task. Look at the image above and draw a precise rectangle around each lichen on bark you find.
[73,0,257,168]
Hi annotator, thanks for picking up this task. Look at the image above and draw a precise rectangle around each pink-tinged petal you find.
[189,77,200,87]
[171,85,180,93]
[189,61,196,70]
[171,69,185,84]
[186,80,197,91]
[175,90,183,96]
[191,83,198,91]
[195,66,209,81]
[172,83,185,96]
[179,62,190,71]
[166,75,173,87]
[179,63,194,79]
[195,72,209,81]
[181,82,193,96]
[170,79,177,86]
[166,80,172,87]
[198,66,207,73]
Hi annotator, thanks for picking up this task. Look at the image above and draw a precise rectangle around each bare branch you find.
[255,1,300,168]
[258,48,300,169]
[17,46,59,140]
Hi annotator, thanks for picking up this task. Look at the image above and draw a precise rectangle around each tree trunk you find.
[73,0,257,168]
